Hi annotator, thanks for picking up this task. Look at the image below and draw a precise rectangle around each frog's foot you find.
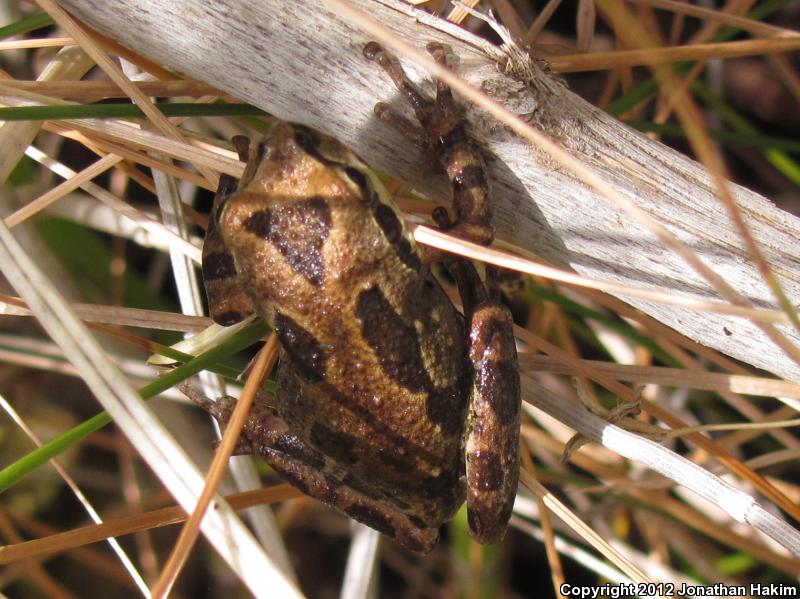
[365,41,494,246]
[193,391,440,553]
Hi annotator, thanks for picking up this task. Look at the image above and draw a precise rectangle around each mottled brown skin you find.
[197,43,519,551]
[366,41,520,544]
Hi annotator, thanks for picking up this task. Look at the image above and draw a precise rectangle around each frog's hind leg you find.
[462,269,520,544]
[433,214,520,544]
[191,389,439,553]
[368,41,519,544]
[365,41,494,246]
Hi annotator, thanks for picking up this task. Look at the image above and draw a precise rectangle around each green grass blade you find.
[528,284,679,366]
[603,0,793,117]
[690,81,800,183]
[0,13,53,40]
[0,320,269,494]
[0,102,267,122]
[626,120,800,154]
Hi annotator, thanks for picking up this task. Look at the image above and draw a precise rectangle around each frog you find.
[195,41,520,553]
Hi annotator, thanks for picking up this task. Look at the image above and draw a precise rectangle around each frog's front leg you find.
[185,384,440,553]
[364,41,494,247]
[202,137,255,326]
[366,42,520,543]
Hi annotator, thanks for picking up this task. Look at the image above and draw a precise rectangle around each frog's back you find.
[218,123,469,521]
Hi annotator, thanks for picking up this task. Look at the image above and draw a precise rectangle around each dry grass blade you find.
[526,0,564,42]
[152,336,280,597]
[0,92,244,178]
[0,395,149,595]
[519,469,652,583]
[0,295,211,331]
[0,508,79,599]
[546,36,800,72]
[1,79,219,102]
[340,525,380,599]
[46,122,212,190]
[521,355,800,403]
[520,450,565,595]
[414,225,790,324]
[4,153,122,228]
[17,144,202,263]
[34,0,219,186]
[0,485,301,565]
[630,0,795,37]
[0,45,95,181]
[0,37,75,50]
[0,218,301,597]
[519,325,800,520]
[522,377,800,559]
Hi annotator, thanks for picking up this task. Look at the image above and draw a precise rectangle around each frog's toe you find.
[373,102,428,149]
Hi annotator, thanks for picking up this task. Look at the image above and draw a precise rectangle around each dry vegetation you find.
[0,0,799,597]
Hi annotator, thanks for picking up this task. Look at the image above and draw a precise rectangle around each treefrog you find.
[197,42,520,553]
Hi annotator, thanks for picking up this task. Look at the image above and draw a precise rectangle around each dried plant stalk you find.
[57,0,800,381]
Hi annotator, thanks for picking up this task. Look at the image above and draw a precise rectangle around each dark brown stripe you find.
[292,124,328,164]
[231,135,250,162]
[355,286,431,393]
[321,474,342,505]
[476,360,520,426]
[470,306,520,426]
[371,201,421,271]
[419,470,459,501]
[343,166,369,195]
[216,173,239,200]
[201,250,237,282]
[467,508,487,540]
[426,387,466,437]
[434,124,467,159]
[274,466,311,497]
[243,196,331,286]
[342,472,385,501]
[373,203,402,243]
[377,448,415,474]
[273,312,327,383]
